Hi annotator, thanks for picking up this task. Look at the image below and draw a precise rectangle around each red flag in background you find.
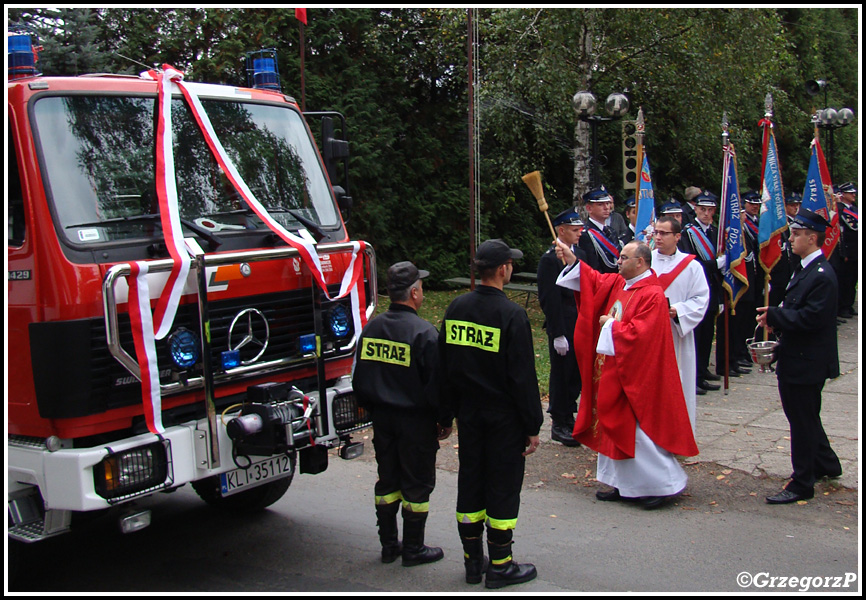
[295,8,308,25]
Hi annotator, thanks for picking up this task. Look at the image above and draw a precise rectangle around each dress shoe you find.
[595,487,621,502]
[551,423,580,447]
[698,379,721,391]
[838,308,854,319]
[696,387,707,396]
[732,364,752,375]
[701,371,722,381]
[640,496,667,509]
[766,489,813,504]
[737,358,753,368]
[836,318,847,326]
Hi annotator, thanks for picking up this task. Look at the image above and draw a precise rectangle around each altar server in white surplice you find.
[650,215,709,433]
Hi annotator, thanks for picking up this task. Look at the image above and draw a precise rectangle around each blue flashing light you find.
[299,334,317,354]
[167,328,200,369]
[221,350,241,370]
[328,305,351,339]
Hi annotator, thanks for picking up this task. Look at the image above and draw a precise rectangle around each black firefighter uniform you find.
[352,303,452,556]
[439,285,544,567]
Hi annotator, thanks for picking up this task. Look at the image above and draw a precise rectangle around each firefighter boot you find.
[485,541,537,589]
[375,501,402,564]
[401,510,444,567]
[461,536,489,584]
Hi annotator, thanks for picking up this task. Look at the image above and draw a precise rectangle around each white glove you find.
[716,255,727,271]
[553,336,569,356]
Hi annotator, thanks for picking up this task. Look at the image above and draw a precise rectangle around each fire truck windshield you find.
[32,94,339,247]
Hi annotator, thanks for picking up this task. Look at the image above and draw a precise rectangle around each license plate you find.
[219,454,293,497]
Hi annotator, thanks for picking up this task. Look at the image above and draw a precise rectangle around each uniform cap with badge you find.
[553,208,585,227]
[583,186,614,203]
[474,239,524,270]
[785,191,802,205]
[838,182,857,195]
[695,191,717,207]
[790,208,832,233]
[742,190,762,204]
[659,200,684,214]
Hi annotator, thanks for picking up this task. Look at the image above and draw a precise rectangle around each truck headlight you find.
[327,304,351,339]
[94,441,171,502]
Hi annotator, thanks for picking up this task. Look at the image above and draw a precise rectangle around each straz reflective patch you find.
[445,320,500,352]
[361,338,411,367]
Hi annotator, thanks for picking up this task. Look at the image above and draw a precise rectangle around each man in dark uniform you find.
[768,192,801,307]
[537,208,587,446]
[623,197,637,243]
[835,182,858,318]
[757,209,842,503]
[440,239,543,589]
[579,186,628,274]
[682,186,702,226]
[679,191,722,392]
[353,262,453,566]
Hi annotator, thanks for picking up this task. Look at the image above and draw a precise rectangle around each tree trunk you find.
[572,10,596,214]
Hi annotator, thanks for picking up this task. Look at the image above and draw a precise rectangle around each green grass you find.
[372,287,552,397]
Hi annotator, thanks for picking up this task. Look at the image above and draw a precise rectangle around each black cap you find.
[839,182,857,194]
[553,208,584,227]
[695,192,717,207]
[386,261,429,294]
[743,190,762,204]
[474,239,523,270]
[790,208,832,233]
[660,200,683,214]
[583,186,613,203]
[785,191,802,205]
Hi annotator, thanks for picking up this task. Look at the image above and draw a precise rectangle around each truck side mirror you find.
[332,185,352,223]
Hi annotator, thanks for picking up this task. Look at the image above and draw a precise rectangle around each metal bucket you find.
[746,325,778,366]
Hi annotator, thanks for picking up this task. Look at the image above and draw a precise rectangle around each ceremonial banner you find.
[718,142,749,309]
[634,153,655,243]
[801,136,841,258]
[758,127,787,274]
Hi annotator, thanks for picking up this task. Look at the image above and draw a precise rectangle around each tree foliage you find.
[8,8,858,283]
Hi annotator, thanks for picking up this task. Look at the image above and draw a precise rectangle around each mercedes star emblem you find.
[228,308,270,365]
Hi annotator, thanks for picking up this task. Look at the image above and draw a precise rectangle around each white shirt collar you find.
[589,218,606,230]
[623,269,652,290]
[800,248,823,269]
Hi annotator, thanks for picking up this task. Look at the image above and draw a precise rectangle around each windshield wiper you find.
[204,207,327,242]
[67,214,223,249]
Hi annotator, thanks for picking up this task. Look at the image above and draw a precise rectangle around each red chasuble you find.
[570,262,699,459]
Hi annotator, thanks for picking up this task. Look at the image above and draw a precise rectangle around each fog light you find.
[328,305,351,339]
[119,510,152,534]
[94,442,169,501]
[168,327,200,368]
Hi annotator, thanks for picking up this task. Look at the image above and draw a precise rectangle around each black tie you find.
[603,226,613,239]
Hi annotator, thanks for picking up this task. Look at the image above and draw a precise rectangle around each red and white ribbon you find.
[126,65,366,434]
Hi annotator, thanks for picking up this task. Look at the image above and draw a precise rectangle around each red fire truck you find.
[8,38,375,570]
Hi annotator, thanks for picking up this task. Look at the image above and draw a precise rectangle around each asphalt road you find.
[9,446,859,594]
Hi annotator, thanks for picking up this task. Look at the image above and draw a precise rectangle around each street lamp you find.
[806,79,855,183]
[573,91,630,189]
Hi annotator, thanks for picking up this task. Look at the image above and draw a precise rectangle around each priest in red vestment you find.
[555,240,698,509]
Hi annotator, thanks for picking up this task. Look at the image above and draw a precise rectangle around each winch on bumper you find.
[7,376,369,541]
